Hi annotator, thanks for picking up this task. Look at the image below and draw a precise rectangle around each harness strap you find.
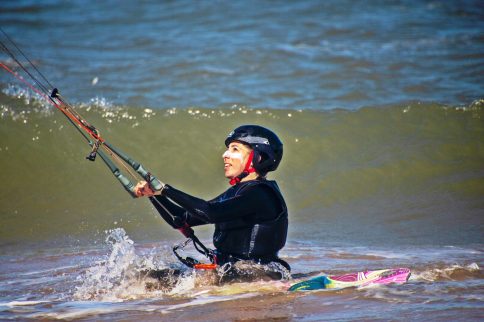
[173,223,218,269]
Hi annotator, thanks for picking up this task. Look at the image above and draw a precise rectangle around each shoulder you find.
[212,179,283,202]
[238,179,283,200]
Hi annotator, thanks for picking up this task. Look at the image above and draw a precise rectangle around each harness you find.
[172,224,218,270]
[172,180,288,269]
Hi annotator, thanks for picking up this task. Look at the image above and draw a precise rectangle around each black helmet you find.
[225,125,283,175]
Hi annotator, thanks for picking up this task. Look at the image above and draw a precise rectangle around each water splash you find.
[73,228,173,301]
[72,228,292,301]
[1,84,53,119]
[2,84,43,107]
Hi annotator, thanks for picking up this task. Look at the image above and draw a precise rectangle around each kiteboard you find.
[288,267,411,291]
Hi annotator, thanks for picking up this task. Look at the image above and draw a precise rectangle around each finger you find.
[135,190,142,198]
[144,187,154,197]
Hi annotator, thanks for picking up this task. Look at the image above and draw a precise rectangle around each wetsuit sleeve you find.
[162,184,270,223]
[149,195,207,228]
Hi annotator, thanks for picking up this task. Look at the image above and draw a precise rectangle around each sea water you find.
[0,1,483,321]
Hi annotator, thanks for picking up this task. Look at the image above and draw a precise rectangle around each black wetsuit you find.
[149,178,289,272]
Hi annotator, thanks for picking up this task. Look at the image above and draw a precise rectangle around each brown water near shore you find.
[1,229,482,321]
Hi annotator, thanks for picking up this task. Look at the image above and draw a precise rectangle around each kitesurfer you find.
[134,125,290,281]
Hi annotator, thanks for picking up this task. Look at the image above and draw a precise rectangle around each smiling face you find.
[222,141,253,179]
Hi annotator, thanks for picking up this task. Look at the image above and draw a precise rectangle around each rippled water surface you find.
[1,0,482,109]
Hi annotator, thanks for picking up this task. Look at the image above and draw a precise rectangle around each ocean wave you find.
[412,263,482,282]
[0,91,483,246]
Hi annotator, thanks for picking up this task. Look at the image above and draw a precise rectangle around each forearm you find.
[150,194,208,227]
[149,195,185,228]
[162,185,213,222]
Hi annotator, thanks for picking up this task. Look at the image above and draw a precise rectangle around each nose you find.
[222,150,230,159]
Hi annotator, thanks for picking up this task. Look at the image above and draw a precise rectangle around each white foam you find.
[160,293,256,314]
[412,262,480,282]
[27,301,158,320]
[167,273,196,296]
[19,265,79,276]
[3,300,50,307]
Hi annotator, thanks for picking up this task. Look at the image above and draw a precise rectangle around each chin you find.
[225,171,237,179]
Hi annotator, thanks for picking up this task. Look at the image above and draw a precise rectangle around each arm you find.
[136,180,271,225]
[135,180,206,227]
[162,184,266,223]
[149,195,208,227]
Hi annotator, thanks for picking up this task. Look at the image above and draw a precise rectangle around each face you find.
[222,142,252,179]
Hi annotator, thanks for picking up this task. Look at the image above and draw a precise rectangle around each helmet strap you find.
[229,150,256,185]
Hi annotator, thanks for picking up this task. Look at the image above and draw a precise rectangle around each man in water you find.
[135,125,289,282]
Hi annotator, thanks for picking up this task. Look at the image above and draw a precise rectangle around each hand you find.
[134,180,160,197]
